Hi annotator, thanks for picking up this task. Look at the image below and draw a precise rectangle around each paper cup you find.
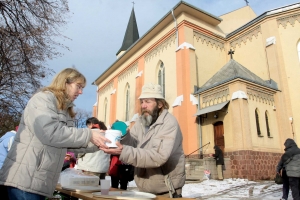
[105,130,121,148]
[100,179,110,195]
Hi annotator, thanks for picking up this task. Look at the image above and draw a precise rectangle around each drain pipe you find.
[171,9,178,47]
[198,94,203,158]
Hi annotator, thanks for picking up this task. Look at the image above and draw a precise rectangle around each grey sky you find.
[45,0,300,112]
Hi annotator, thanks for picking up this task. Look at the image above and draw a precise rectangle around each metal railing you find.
[185,142,210,158]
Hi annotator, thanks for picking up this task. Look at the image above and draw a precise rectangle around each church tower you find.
[116,6,139,58]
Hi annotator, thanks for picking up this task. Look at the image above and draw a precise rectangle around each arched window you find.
[255,109,261,136]
[104,98,108,125]
[265,111,271,137]
[125,84,130,121]
[298,41,300,62]
[158,62,165,97]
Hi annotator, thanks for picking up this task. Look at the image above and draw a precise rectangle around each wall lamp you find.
[214,112,218,119]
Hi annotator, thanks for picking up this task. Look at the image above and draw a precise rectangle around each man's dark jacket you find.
[276,139,300,174]
[213,145,224,165]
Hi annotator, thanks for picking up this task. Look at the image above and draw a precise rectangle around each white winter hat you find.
[138,83,164,99]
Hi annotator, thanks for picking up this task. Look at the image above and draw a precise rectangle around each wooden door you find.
[214,121,225,153]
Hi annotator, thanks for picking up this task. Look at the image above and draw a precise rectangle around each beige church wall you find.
[218,6,256,34]
[247,91,281,153]
[193,37,226,87]
[178,12,225,37]
[200,117,215,155]
[115,64,138,122]
[222,106,233,153]
[97,83,113,126]
[230,31,269,81]
[227,83,253,151]
[260,19,282,85]
[144,41,177,114]
[143,23,178,61]
[221,105,235,153]
[260,16,298,147]
[277,21,300,144]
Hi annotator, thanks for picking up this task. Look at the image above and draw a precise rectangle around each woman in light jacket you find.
[77,117,110,181]
[0,68,109,200]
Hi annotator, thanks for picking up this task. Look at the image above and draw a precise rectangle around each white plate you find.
[93,191,156,199]
[62,185,101,192]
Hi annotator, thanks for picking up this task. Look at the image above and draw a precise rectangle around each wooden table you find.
[55,185,195,200]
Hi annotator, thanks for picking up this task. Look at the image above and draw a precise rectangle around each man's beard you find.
[141,106,159,127]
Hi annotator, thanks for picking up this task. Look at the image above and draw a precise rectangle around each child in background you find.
[0,126,19,199]
[108,120,134,190]
[62,152,76,171]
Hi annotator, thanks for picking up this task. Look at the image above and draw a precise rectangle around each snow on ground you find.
[182,178,255,198]
[128,178,292,199]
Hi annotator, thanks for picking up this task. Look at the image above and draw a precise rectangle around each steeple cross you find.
[228,49,235,59]
[132,1,135,7]
[245,0,249,6]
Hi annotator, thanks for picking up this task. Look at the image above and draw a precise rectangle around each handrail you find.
[185,142,210,158]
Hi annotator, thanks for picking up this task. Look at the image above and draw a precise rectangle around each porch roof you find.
[194,101,229,116]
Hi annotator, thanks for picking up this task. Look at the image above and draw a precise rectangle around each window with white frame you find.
[298,41,300,62]
[158,62,165,97]
[265,111,271,137]
[255,108,261,136]
[104,98,107,125]
[125,84,130,121]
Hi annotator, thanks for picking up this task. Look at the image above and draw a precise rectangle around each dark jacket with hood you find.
[276,138,300,175]
[213,145,224,165]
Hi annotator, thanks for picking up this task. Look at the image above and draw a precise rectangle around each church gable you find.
[195,59,278,93]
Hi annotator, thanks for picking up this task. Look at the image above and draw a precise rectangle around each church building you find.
[93,1,300,180]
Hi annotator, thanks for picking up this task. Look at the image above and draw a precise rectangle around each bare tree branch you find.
[74,108,91,128]
[0,0,70,135]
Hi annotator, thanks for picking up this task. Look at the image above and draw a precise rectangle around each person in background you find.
[108,121,134,190]
[277,138,300,200]
[210,145,224,180]
[101,83,185,198]
[62,152,76,171]
[0,126,18,169]
[77,117,110,181]
[276,158,289,200]
[0,68,110,200]
[0,126,18,200]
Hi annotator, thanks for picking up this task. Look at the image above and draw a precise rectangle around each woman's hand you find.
[90,129,110,149]
[100,141,123,155]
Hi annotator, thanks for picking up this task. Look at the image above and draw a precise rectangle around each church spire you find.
[116,6,139,57]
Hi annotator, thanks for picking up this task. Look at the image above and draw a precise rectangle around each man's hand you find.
[100,141,123,155]
[90,129,110,149]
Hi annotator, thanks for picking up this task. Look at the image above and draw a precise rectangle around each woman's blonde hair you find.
[42,68,86,118]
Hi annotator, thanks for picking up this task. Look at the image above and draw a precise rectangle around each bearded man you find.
[102,83,186,198]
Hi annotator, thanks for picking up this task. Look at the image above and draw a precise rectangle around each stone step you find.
[185,180,202,184]
[186,176,201,181]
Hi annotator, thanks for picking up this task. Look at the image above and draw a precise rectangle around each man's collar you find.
[151,109,168,126]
